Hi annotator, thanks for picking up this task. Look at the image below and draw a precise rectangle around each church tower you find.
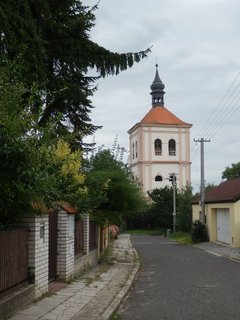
[128,65,192,194]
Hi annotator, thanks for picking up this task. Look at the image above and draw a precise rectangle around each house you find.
[128,65,192,194]
[192,178,240,247]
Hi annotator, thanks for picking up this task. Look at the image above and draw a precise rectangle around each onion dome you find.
[150,64,165,107]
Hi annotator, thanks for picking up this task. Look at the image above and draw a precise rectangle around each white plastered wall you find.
[192,201,240,248]
[129,123,191,194]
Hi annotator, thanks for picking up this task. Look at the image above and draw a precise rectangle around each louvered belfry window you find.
[154,139,162,155]
[169,139,176,156]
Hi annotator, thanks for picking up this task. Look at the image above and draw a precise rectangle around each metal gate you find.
[217,208,231,244]
[48,210,58,281]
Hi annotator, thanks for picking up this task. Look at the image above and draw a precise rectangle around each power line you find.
[206,94,240,139]
[193,71,240,140]
[190,71,240,162]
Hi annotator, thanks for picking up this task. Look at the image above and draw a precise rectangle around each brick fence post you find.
[57,208,75,282]
[18,215,49,298]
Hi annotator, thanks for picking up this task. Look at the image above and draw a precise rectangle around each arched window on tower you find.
[155,175,163,182]
[132,142,135,160]
[135,141,138,158]
[154,139,162,155]
[169,139,176,156]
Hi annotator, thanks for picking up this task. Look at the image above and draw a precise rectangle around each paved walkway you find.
[9,234,139,320]
[193,241,240,261]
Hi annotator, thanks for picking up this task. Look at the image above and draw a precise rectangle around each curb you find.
[194,244,240,264]
[98,248,140,320]
[228,256,240,263]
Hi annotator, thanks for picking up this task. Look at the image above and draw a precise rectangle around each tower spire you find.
[150,64,165,107]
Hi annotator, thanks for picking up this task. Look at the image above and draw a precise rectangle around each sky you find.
[84,0,240,192]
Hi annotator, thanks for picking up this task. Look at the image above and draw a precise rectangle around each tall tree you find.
[222,162,240,180]
[0,61,55,226]
[0,1,150,146]
[0,58,88,226]
[147,186,174,229]
[84,148,146,225]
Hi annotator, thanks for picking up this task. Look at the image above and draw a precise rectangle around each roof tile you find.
[140,106,191,126]
[204,178,240,203]
[58,201,78,214]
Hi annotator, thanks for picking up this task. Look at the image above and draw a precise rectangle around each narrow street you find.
[118,235,240,320]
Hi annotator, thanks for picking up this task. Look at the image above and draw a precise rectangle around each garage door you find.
[216,208,231,244]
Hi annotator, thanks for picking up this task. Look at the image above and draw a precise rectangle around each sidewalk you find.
[8,234,139,320]
[192,241,240,262]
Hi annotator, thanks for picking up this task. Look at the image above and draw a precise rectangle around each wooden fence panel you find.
[49,211,58,281]
[74,220,84,256]
[89,221,97,251]
[0,229,28,293]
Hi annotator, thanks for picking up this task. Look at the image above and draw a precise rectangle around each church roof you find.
[128,66,192,133]
[140,105,191,126]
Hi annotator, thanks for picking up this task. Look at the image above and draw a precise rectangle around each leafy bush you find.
[147,186,173,229]
[84,148,147,226]
[191,220,209,243]
[176,186,192,232]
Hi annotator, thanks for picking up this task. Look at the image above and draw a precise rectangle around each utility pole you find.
[194,138,210,224]
[169,173,177,232]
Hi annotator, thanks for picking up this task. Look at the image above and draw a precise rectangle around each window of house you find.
[155,175,163,181]
[154,139,162,155]
[168,139,176,156]
[132,143,135,160]
[135,141,138,158]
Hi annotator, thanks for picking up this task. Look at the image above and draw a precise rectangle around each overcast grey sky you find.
[84,0,240,191]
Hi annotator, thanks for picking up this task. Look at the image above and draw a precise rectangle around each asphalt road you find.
[117,235,240,320]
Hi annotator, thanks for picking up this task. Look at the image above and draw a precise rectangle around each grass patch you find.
[169,231,192,244]
[33,291,53,303]
[98,243,116,266]
[110,313,121,320]
[123,229,192,244]
[124,228,165,236]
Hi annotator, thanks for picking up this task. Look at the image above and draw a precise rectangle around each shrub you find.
[191,220,209,243]
[177,186,193,232]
